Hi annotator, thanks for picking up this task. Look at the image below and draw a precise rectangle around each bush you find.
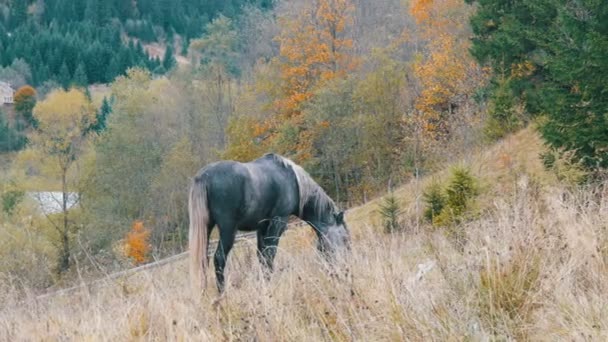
[125,221,151,265]
[423,167,477,227]
[378,193,402,233]
[2,190,24,215]
[423,182,445,223]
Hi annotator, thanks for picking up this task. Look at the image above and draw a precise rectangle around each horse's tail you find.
[189,177,209,292]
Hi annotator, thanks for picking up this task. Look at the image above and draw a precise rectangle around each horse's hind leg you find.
[214,220,237,293]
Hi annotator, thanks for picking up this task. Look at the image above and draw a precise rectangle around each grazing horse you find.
[189,153,350,292]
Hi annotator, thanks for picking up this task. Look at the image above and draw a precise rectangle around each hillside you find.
[0,0,269,87]
[2,128,606,340]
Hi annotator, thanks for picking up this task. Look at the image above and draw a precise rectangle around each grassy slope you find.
[1,128,607,340]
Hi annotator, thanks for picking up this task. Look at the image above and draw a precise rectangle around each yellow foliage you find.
[511,60,536,79]
[32,88,96,161]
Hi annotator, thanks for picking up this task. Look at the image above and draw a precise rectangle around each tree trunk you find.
[59,168,70,273]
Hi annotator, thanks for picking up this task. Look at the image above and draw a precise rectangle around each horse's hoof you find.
[211,292,226,308]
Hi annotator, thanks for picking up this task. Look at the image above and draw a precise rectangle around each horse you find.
[188,153,350,293]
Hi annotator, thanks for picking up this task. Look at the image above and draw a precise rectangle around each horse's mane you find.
[264,153,336,219]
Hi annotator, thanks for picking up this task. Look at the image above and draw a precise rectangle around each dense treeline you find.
[0,0,271,86]
[468,0,608,173]
[0,21,159,86]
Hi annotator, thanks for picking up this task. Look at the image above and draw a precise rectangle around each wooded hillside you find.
[0,0,271,86]
[0,0,606,304]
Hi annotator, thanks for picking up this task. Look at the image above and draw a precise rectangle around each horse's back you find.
[194,156,299,229]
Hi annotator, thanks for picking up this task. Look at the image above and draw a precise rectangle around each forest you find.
[0,0,271,87]
[0,0,607,296]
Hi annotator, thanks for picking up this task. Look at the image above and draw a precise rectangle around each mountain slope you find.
[0,0,269,86]
[2,128,607,340]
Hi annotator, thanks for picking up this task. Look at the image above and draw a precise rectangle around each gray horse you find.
[189,153,350,292]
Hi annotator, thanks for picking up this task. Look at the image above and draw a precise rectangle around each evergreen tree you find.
[85,0,99,24]
[9,0,28,29]
[58,62,71,89]
[162,43,177,71]
[90,96,111,133]
[0,109,26,152]
[468,0,608,171]
[0,0,268,86]
[73,62,88,88]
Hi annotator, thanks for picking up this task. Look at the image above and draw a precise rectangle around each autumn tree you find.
[227,0,358,163]
[29,88,96,272]
[14,85,37,127]
[408,0,484,139]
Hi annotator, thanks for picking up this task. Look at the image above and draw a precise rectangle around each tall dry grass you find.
[1,176,607,341]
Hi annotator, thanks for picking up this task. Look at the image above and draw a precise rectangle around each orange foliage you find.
[14,85,37,117]
[408,0,485,138]
[125,220,151,265]
[14,85,36,102]
[257,0,357,162]
[410,0,434,24]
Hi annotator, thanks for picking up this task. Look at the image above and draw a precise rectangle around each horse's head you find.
[315,210,350,256]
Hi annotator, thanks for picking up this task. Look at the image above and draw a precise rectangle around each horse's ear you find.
[336,211,344,224]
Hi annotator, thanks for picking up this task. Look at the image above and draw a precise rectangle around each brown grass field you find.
[1,129,607,341]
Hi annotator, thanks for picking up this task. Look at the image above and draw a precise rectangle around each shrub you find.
[378,193,403,233]
[443,167,477,217]
[423,167,477,227]
[125,221,151,265]
[423,182,445,223]
[1,190,24,215]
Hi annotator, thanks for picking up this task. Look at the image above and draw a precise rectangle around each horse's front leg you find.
[256,224,269,270]
[260,216,287,272]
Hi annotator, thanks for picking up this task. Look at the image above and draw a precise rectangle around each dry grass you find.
[1,129,608,341]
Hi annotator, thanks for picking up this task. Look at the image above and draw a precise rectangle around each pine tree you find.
[85,0,99,24]
[378,193,402,233]
[0,109,26,152]
[162,43,176,71]
[58,62,71,90]
[89,96,111,133]
[9,0,28,29]
[468,0,608,171]
[73,62,88,88]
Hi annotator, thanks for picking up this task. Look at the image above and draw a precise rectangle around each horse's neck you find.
[301,191,333,222]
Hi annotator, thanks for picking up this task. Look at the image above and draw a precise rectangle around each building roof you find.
[27,192,80,215]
